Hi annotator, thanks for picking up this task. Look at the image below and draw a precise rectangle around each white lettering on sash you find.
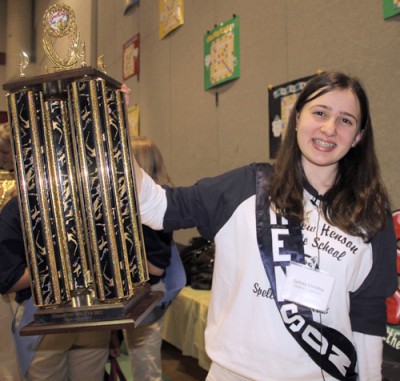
[280,303,351,376]
[302,325,328,353]
[271,228,290,262]
[329,345,352,376]
[280,303,305,332]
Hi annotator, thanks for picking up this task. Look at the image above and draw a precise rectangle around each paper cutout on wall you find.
[159,0,184,39]
[268,74,317,159]
[204,16,240,90]
[127,104,140,140]
[123,34,140,81]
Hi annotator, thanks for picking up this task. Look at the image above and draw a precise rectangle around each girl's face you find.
[296,88,363,177]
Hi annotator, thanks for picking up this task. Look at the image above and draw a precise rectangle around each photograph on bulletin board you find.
[268,74,317,159]
[127,104,140,140]
[159,0,184,39]
[383,0,400,19]
[204,15,240,90]
[123,33,140,81]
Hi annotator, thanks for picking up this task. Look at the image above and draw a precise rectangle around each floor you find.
[161,341,208,381]
[108,340,208,381]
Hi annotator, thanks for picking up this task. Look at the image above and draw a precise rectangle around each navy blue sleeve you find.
[142,224,172,270]
[349,213,398,336]
[0,197,27,295]
[163,164,257,240]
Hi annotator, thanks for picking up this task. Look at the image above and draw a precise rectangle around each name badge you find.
[281,262,335,312]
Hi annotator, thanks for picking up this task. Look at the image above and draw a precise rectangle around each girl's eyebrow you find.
[310,104,358,123]
[340,111,358,123]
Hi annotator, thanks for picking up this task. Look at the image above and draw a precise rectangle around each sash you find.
[255,164,357,381]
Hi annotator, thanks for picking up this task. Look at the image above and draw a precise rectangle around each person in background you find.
[0,122,24,381]
[0,123,111,381]
[122,136,185,381]
[133,72,397,380]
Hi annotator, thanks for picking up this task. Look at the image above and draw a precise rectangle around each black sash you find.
[255,164,357,381]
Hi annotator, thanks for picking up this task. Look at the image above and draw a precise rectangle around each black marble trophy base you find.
[20,285,162,336]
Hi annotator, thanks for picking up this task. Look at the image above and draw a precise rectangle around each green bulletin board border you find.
[383,0,400,19]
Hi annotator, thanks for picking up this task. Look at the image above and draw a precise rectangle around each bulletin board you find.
[268,74,316,159]
[203,16,240,90]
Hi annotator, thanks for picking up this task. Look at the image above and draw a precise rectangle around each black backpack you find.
[180,237,215,290]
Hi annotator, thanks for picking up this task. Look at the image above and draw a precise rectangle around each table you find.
[161,286,212,370]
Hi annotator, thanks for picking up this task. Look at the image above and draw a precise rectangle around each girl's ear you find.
[352,129,364,147]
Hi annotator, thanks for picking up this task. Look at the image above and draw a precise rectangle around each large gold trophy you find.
[3,3,160,335]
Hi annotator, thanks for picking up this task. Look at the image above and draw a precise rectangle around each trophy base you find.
[20,285,163,336]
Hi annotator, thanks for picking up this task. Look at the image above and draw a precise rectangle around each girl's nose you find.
[320,118,336,136]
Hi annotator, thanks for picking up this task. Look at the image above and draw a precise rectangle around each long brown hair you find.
[269,71,390,241]
[131,136,171,186]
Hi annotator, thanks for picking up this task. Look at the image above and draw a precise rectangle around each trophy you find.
[3,3,161,335]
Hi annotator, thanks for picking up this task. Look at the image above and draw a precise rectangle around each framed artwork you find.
[383,0,400,19]
[122,33,140,81]
[127,104,140,139]
[159,0,184,39]
[0,111,8,124]
[268,74,317,159]
[204,16,240,90]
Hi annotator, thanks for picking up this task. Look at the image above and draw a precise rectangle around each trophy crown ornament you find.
[42,2,86,71]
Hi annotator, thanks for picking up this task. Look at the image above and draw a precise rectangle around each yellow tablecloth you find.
[161,286,212,370]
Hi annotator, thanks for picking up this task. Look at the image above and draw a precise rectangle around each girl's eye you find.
[313,111,325,117]
[341,118,353,126]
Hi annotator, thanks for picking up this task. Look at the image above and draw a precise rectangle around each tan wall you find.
[2,0,400,244]
[96,0,400,243]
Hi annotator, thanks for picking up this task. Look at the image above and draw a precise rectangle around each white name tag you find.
[281,262,335,312]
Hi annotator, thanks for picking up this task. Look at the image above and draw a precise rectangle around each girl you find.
[135,72,397,381]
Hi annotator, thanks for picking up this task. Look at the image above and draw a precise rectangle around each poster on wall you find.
[203,15,240,90]
[268,74,317,159]
[123,33,140,81]
[159,0,184,39]
[382,209,400,378]
[383,0,400,19]
[127,104,140,140]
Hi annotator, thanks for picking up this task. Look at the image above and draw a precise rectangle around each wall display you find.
[204,15,240,90]
[123,33,140,81]
[268,74,317,159]
[383,0,400,19]
[159,0,184,40]
[128,104,140,139]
